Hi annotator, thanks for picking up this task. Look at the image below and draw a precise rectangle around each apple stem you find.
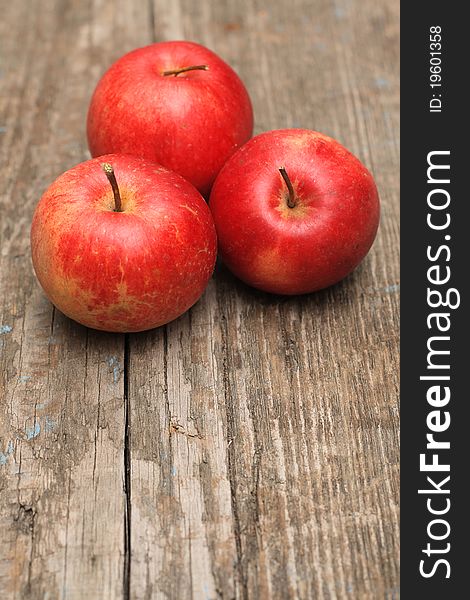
[279,167,297,209]
[101,163,123,212]
[162,64,209,77]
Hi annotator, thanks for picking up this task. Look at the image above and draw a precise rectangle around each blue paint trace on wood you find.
[26,422,41,440]
[375,77,391,89]
[107,356,122,384]
[383,283,400,294]
[0,324,12,334]
[0,441,14,466]
[45,416,56,432]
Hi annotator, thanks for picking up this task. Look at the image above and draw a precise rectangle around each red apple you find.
[31,155,217,332]
[209,129,380,295]
[87,41,253,197]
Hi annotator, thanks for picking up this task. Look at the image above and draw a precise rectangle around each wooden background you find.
[0,0,399,598]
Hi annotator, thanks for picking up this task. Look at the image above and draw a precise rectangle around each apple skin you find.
[87,41,253,197]
[31,154,217,332]
[209,129,380,295]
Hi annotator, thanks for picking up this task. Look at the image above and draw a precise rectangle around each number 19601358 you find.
[429,26,442,113]
[429,26,442,87]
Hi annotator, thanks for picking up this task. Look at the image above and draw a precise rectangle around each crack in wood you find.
[148,0,156,41]
[169,417,204,439]
[15,502,37,595]
[62,469,72,600]
[220,313,249,600]
[123,333,132,600]
[14,502,36,534]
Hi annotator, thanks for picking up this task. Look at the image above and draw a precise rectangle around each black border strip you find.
[401,3,467,596]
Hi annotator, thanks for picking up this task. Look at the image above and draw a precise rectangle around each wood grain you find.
[0,0,399,598]
[0,1,150,598]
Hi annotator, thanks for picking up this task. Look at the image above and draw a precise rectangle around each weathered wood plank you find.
[1,0,399,598]
[128,0,399,599]
[0,1,150,598]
